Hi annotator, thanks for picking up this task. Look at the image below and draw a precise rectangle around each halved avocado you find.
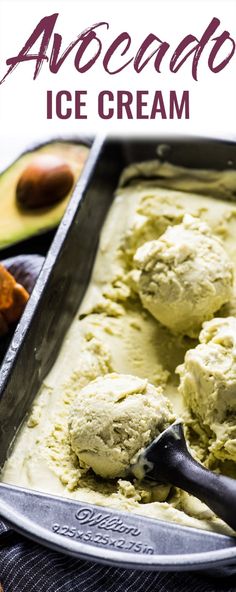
[0,140,90,250]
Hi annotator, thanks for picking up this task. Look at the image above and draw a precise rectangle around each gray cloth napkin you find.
[0,521,235,592]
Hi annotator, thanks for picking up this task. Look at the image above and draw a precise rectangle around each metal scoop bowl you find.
[131,421,236,532]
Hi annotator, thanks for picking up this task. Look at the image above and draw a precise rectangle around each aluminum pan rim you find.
[1,497,236,571]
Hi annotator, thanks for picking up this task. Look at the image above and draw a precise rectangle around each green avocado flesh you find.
[0,141,89,250]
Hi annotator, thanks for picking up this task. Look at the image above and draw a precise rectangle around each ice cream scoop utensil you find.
[132,421,236,532]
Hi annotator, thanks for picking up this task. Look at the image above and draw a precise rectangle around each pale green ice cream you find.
[177,317,236,465]
[68,373,174,479]
[134,214,234,337]
[2,160,236,536]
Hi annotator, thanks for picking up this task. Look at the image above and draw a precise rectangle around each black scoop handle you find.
[145,423,236,532]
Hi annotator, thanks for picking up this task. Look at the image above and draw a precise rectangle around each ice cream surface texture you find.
[68,373,174,479]
[178,317,236,465]
[2,159,236,536]
[134,214,234,337]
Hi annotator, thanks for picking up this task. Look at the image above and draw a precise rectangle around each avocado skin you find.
[0,254,44,363]
[1,255,44,294]
[0,140,89,250]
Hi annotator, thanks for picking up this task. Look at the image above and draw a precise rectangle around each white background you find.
[0,0,235,168]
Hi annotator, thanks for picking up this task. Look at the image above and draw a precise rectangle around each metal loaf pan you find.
[0,136,236,575]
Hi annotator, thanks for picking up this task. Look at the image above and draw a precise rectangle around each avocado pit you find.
[16,154,74,209]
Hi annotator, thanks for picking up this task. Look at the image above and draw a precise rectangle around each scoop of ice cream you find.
[134,214,233,337]
[68,372,174,479]
[177,317,236,463]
